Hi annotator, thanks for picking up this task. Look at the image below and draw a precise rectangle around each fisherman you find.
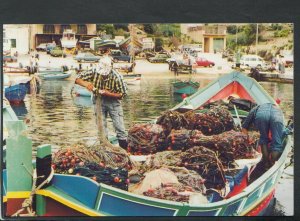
[75,48,128,149]
[241,103,284,168]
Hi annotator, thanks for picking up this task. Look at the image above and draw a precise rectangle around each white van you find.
[240,55,265,68]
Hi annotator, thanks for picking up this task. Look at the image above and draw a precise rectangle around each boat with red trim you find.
[2,71,292,217]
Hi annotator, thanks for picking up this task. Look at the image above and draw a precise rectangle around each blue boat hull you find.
[4,84,28,104]
[39,72,72,80]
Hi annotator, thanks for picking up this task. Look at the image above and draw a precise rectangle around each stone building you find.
[180,24,227,53]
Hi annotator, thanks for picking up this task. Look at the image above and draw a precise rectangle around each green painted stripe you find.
[37,144,51,159]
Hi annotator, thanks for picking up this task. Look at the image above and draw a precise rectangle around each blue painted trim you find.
[51,174,100,209]
[98,192,177,216]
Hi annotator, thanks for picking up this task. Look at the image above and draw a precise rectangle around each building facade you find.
[180,24,227,53]
[4,24,31,54]
[3,24,97,54]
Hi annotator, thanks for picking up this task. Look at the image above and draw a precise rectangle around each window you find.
[77,25,87,34]
[11,39,16,48]
[60,24,71,33]
[43,25,55,34]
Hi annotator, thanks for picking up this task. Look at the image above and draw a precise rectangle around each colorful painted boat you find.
[3,71,292,217]
[172,80,200,95]
[37,71,72,80]
[4,84,28,105]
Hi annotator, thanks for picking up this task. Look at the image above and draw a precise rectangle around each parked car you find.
[240,55,265,68]
[74,52,101,62]
[148,54,170,63]
[50,47,66,57]
[46,43,57,54]
[3,55,17,63]
[111,50,131,62]
[284,54,293,67]
[36,43,48,51]
[195,57,215,67]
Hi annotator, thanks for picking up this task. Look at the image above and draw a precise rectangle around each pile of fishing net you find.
[184,105,235,135]
[180,146,226,190]
[156,110,189,133]
[190,130,259,167]
[143,183,192,203]
[127,123,167,155]
[129,167,207,203]
[156,106,235,136]
[52,144,131,190]
[166,129,259,167]
[72,162,128,190]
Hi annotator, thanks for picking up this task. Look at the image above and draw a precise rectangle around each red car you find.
[196,57,215,67]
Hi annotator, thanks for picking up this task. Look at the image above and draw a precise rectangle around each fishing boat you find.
[3,66,29,73]
[123,73,141,86]
[38,66,69,73]
[37,70,72,80]
[4,84,28,105]
[60,29,78,49]
[172,80,200,95]
[3,71,292,217]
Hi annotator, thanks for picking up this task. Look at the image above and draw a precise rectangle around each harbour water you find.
[12,73,293,216]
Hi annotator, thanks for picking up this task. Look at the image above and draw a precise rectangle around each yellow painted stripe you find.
[3,196,7,202]
[37,190,104,216]
[239,187,274,215]
[6,191,31,198]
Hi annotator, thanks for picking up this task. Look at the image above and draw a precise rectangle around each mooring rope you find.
[12,167,54,217]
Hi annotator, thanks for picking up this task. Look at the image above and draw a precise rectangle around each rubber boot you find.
[261,144,270,169]
[270,151,281,166]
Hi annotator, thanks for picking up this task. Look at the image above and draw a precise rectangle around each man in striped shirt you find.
[75,49,128,149]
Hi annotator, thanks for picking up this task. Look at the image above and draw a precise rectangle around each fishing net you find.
[72,162,128,191]
[156,110,189,133]
[147,150,183,168]
[127,123,167,155]
[184,105,235,135]
[180,146,226,190]
[168,166,207,193]
[52,144,131,190]
[190,130,259,167]
[166,129,192,150]
[143,183,191,202]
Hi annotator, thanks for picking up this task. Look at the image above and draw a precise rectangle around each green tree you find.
[155,38,164,51]
[114,23,129,31]
[143,24,155,34]
[96,24,115,37]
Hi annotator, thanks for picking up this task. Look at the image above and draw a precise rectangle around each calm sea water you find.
[10,74,293,215]
[14,75,293,151]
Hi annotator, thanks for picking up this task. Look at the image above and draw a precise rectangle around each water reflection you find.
[10,101,28,120]
[17,76,293,152]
